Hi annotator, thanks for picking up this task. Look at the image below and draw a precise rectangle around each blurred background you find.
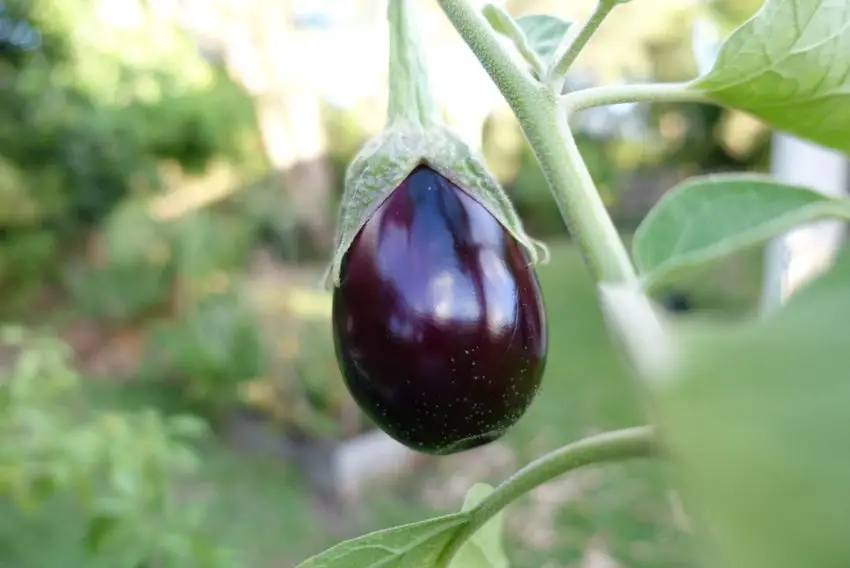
[0,0,800,566]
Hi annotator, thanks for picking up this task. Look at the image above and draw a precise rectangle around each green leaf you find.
[515,14,573,66]
[85,514,119,554]
[631,174,850,290]
[652,247,850,568]
[449,484,509,568]
[296,513,468,568]
[694,0,850,154]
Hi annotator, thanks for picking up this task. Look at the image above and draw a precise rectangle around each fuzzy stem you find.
[435,0,637,283]
[547,0,618,91]
[561,81,709,113]
[387,0,439,126]
[537,93,638,282]
[433,0,542,121]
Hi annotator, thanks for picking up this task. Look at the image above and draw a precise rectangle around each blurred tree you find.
[0,0,262,312]
[169,0,337,257]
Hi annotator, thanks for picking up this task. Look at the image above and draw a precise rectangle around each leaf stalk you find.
[437,426,657,566]
[561,81,709,113]
[546,0,619,91]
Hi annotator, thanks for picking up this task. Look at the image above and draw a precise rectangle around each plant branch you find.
[437,426,657,566]
[547,0,618,91]
[436,0,637,283]
[561,81,709,114]
[434,0,541,119]
[542,100,639,281]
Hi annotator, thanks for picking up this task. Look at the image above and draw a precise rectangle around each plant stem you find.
[561,81,709,113]
[435,0,637,283]
[547,0,618,91]
[387,0,439,125]
[437,426,657,566]
[536,95,639,282]
[434,0,541,120]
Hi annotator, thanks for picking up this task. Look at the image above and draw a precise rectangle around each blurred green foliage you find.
[0,0,287,428]
[144,283,268,424]
[65,199,269,424]
[0,0,263,308]
[64,199,175,322]
[0,326,238,567]
[242,281,369,439]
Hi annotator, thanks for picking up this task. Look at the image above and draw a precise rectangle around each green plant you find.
[134,207,266,422]
[143,283,267,423]
[305,0,850,567]
[63,198,175,323]
[0,325,238,567]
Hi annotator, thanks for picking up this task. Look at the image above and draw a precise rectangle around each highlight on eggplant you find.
[332,165,548,455]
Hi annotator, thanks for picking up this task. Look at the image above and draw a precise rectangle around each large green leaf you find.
[631,174,850,289]
[448,484,509,568]
[295,483,511,567]
[296,513,467,568]
[653,248,850,568]
[694,0,850,153]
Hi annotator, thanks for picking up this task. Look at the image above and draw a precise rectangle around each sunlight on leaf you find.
[448,483,509,568]
[654,248,850,568]
[295,513,467,568]
[695,0,850,153]
[515,14,573,66]
[631,174,850,290]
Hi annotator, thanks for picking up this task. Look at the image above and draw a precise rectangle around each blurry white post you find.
[760,135,849,312]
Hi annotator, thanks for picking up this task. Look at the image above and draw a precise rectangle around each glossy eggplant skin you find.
[332,166,548,455]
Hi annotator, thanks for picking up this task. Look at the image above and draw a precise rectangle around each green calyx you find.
[323,122,548,289]
[321,0,546,289]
